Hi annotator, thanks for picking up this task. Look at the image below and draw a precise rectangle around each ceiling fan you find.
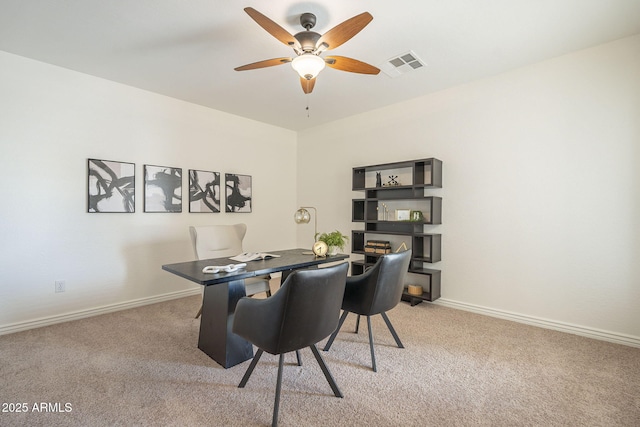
[234,7,380,94]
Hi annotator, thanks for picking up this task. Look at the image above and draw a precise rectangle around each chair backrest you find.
[354,250,412,315]
[250,263,348,355]
[189,224,247,260]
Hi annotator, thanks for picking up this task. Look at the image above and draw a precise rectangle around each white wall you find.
[297,34,640,345]
[0,51,298,332]
[2,33,639,345]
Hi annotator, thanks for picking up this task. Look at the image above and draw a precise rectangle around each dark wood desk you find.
[162,249,348,368]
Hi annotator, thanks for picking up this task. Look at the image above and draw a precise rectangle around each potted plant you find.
[315,230,349,256]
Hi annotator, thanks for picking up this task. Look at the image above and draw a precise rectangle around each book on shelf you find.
[230,252,281,262]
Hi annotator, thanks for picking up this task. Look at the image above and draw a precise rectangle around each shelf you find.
[352,197,442,225]
[365,222,424,233]
[364,187,439,199]
[351,158,443,304]
[413,234,441,263]
[401,293,433,306]
[353,158,442,190]
[352,230,441,263]
[402,269,441,304]
[351,261,441,303]
[352,199,365,221]
[353,228,420,236]
[350,260,367,276]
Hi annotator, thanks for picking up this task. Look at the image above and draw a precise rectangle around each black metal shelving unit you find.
[351,158,443,304]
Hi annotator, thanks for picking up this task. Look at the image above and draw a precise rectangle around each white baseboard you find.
[0,288,202,336]
[433,298,640,348]
[4,291,638,349]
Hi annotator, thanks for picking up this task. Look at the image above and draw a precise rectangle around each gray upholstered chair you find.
[233,262,349,427]
[189,224,271,318]
[323,250,412,372]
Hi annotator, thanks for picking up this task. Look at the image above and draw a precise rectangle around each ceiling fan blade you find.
[300,77,316,94]
[234,57,292,71]
[244,7,298,48]
[325,56,380,75]
[316,12,373,51]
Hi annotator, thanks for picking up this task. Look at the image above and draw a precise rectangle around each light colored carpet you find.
[1,295,638,426]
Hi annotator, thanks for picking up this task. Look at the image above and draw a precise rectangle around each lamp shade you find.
[291,54,326,80]
[294,208,311,224]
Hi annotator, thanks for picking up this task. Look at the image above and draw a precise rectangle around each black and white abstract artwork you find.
[144,165,182,213]
[87,159,135,213]
[225,173,252,213]
[189,169,220,213]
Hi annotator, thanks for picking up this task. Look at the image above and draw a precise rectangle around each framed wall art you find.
[144,164,182,213]
[225,173,252,213]
[87,158,135,213]
[189,169,220,213]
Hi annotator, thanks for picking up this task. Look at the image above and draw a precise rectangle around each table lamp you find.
[294,206,317,254]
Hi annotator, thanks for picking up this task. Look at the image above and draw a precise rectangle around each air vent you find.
[381,50,426,78]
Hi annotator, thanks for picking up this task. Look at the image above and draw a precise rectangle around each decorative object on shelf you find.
[410,210,424,221]
[312,240,329,257]
[395,242,409,253]
[294,206,318,254]
[387,175,399,186]
[225,173,252,212]
[315,230,349,256]
[407,285,423,296]
[396,209,411,221]
[376,172,382,187]
[88,158,135,213]
[189,169,220,213]
[379,203,390,221]
[365,240,391,254]
[144,164,182,213]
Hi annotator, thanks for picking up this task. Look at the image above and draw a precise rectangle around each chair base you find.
[323,310,404,372]
[238,345,342,427]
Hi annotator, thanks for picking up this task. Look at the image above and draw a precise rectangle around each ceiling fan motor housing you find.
[294,31,321,52]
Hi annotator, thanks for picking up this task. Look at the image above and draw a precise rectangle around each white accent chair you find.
[189,224,272,318]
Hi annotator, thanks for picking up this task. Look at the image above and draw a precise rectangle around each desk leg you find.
[280,269,295,284]
[198,280,253,368]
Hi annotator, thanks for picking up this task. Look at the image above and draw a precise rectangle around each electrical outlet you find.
[55,280,66,293]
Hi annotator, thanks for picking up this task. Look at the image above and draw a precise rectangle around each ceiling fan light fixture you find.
[236,8,377,93]
[291,54,325,80]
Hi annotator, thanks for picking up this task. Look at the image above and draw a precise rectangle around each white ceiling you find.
[2,0,640,131]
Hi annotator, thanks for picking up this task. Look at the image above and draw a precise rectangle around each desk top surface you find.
[162,248,349,286]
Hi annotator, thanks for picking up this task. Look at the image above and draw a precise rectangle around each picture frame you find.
[189,169,220,213]
[225,173,252,213]
[396,209,411,221]
[87,158,135,213]
[144,164,182,213]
